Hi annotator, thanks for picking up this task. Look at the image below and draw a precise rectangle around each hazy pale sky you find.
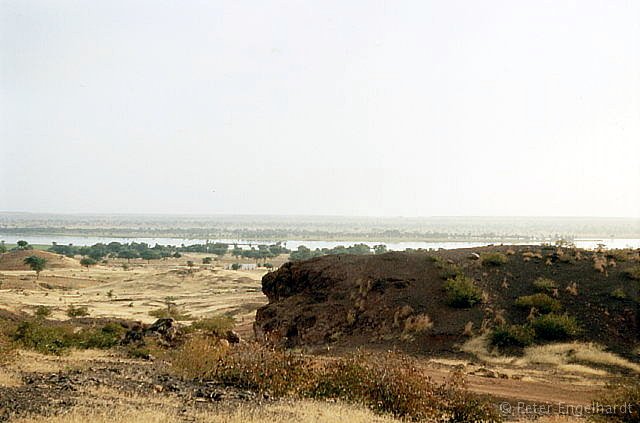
[1,0,639,217]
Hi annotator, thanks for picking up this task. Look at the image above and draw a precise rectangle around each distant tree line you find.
[47,241,232,262]
[45,241,290,263]
[289,244,387,261]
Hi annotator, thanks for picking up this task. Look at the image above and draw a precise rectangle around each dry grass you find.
[12,400,402,423]
[521,343,640,374]
[461,336,639,376]
[0,367,23,387]
[6,349,120,374]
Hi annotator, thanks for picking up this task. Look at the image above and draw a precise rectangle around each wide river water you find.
[1,234,639,251]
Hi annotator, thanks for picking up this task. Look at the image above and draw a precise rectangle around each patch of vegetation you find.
[34,305,52,318]
[622,266,640,281]
[610,288,627,300]
[79,257,98,268]
[444,275,483,308]
[532,277,558,293]
[190,316,235,337]
[170,338,501,422]
[480,252,508,267]
[605,250,629,262]
[23,255,47,279]
[531,314,580,341]
[515,293,562,314]
[489,324,535,349]
[66,305,90,317]
[437,262,464,280]
[148,307,193,321]
[12,320,125,355]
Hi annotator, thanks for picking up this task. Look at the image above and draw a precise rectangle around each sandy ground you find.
[0,254,272,337]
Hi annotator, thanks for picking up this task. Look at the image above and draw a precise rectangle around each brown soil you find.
[0,251,81,271]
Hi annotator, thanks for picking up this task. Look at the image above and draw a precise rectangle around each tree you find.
[23,255,46,279]
[373,244,388,255]
[202,257,213,264]
[0,241,6,254]
[16,240,32,250]
[80,257,98,268]
[118,249,138,262]
[140,250,161,263]
[231,263,241,270]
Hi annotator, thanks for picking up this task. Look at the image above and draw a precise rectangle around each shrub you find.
[611,288,627,300]
[12,320,124,355]
[148,307,193,321]
[444,276,484,308]
[438,263,464,280]
[489,324,535,349]
[82,323,126,349]
[532,277,558,293]
[190,316,235,337]
[202,257,213,264]
[66,305,90,318]
[515,293,562,314]
[34,305,52,318]
[531,314,580,341]
[169,339,501,422]
[480,253,508,267]
[231,263,241,270]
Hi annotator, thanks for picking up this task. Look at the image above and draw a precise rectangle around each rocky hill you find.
[255,246,639,355]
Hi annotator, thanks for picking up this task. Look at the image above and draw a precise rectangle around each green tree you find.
[16,240,32,250]
[373,244,388,255]
[0,241,6,254]
[202,257,213,264]
[23,255,47,279]
[140,250,161,263]
[80,257,98,268]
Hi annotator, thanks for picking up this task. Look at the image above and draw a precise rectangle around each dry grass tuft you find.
[565,282,578,296]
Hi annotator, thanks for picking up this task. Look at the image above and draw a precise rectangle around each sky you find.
[1,0,639,217]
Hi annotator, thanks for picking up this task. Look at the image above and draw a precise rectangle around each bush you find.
[444,275,484,308]
[532,277,558,293]
[190,316,235,337]
[169,339,501,422]
[81,323,125,349]
[148,307,193,321]
[611,288,627,300]
[489,324,535,349]
[531,314,580,341]
[515,293,562,313]
[34,305,52,318]
[480,253,508,267]
[12,320,125,355]
[66,305,90,318]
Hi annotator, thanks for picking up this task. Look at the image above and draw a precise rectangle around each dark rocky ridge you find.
[255,246,639,355]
